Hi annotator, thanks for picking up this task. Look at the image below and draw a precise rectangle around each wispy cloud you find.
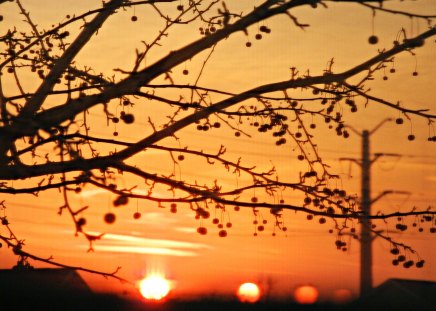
[86,233,212,257]
[173,227,197,234]
[103,233,211,250]
[79,189,107,198]
[94,245,198,257]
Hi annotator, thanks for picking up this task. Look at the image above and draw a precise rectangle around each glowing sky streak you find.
[93,245,198,257]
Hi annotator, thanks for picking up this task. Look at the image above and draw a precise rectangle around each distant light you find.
[237,282,261,303]
[139,274,171,301]
[294,285,318,304]
[332,289,353,304]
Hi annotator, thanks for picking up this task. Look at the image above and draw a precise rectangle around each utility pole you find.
[360,129,372,296]
[340,119,402,297]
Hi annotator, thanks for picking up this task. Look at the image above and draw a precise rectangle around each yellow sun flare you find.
[139,274,171,301]
[237,282,261,303]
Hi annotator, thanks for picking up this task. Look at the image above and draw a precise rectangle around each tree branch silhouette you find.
[1,0,435,280]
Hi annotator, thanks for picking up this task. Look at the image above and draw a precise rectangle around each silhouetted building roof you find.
[0,267,128,310]
[353,278,436,311]
[0,267,91,294]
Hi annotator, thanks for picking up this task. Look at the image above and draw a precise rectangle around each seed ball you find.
[182,69,189,75]
[255,34,262,40]
[177,155,185,161]
[212,218,219,225]
[133,212,141,219]
[197,227,207,235]
[319,217,326,224]
[412,71,418,76]
[390,248,400,255]
[226,222,232,228]
[383,76,388,81]
[131,15,138,22]
[113,131,118,136]
[368,35,378,45]
[307,214,313,220]
[113,195,128,207]
[310,124,316,129]
[297,155,305,161]
[257,225,264,231]
[395,118,403,125]
[403,261,413,269]
[218,230,227,237]
[245,42,252,47]
[259,25,268,32]
[251,197,258,203]
[201,211,210,219]
[177,4,183,11]
[407,134,415,141]
[235,131,241,137]
[77,218,87,227]
[234,206,240,211]
[390,68,396,73]
[104,212,116,224]
[122,113,135,124]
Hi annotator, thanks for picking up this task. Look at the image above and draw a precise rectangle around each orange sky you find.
[0,0,435,303]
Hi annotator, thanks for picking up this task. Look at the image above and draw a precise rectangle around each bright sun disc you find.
[237,282,261,303]
[139,275,171,301]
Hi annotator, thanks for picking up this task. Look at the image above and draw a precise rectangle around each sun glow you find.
[237,282,261,303]
[294,285,319,304]
[139,274,171,301]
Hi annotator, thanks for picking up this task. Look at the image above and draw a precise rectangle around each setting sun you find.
[237,282,261,303]
[294,285,319,304]
[139,275,171,301]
